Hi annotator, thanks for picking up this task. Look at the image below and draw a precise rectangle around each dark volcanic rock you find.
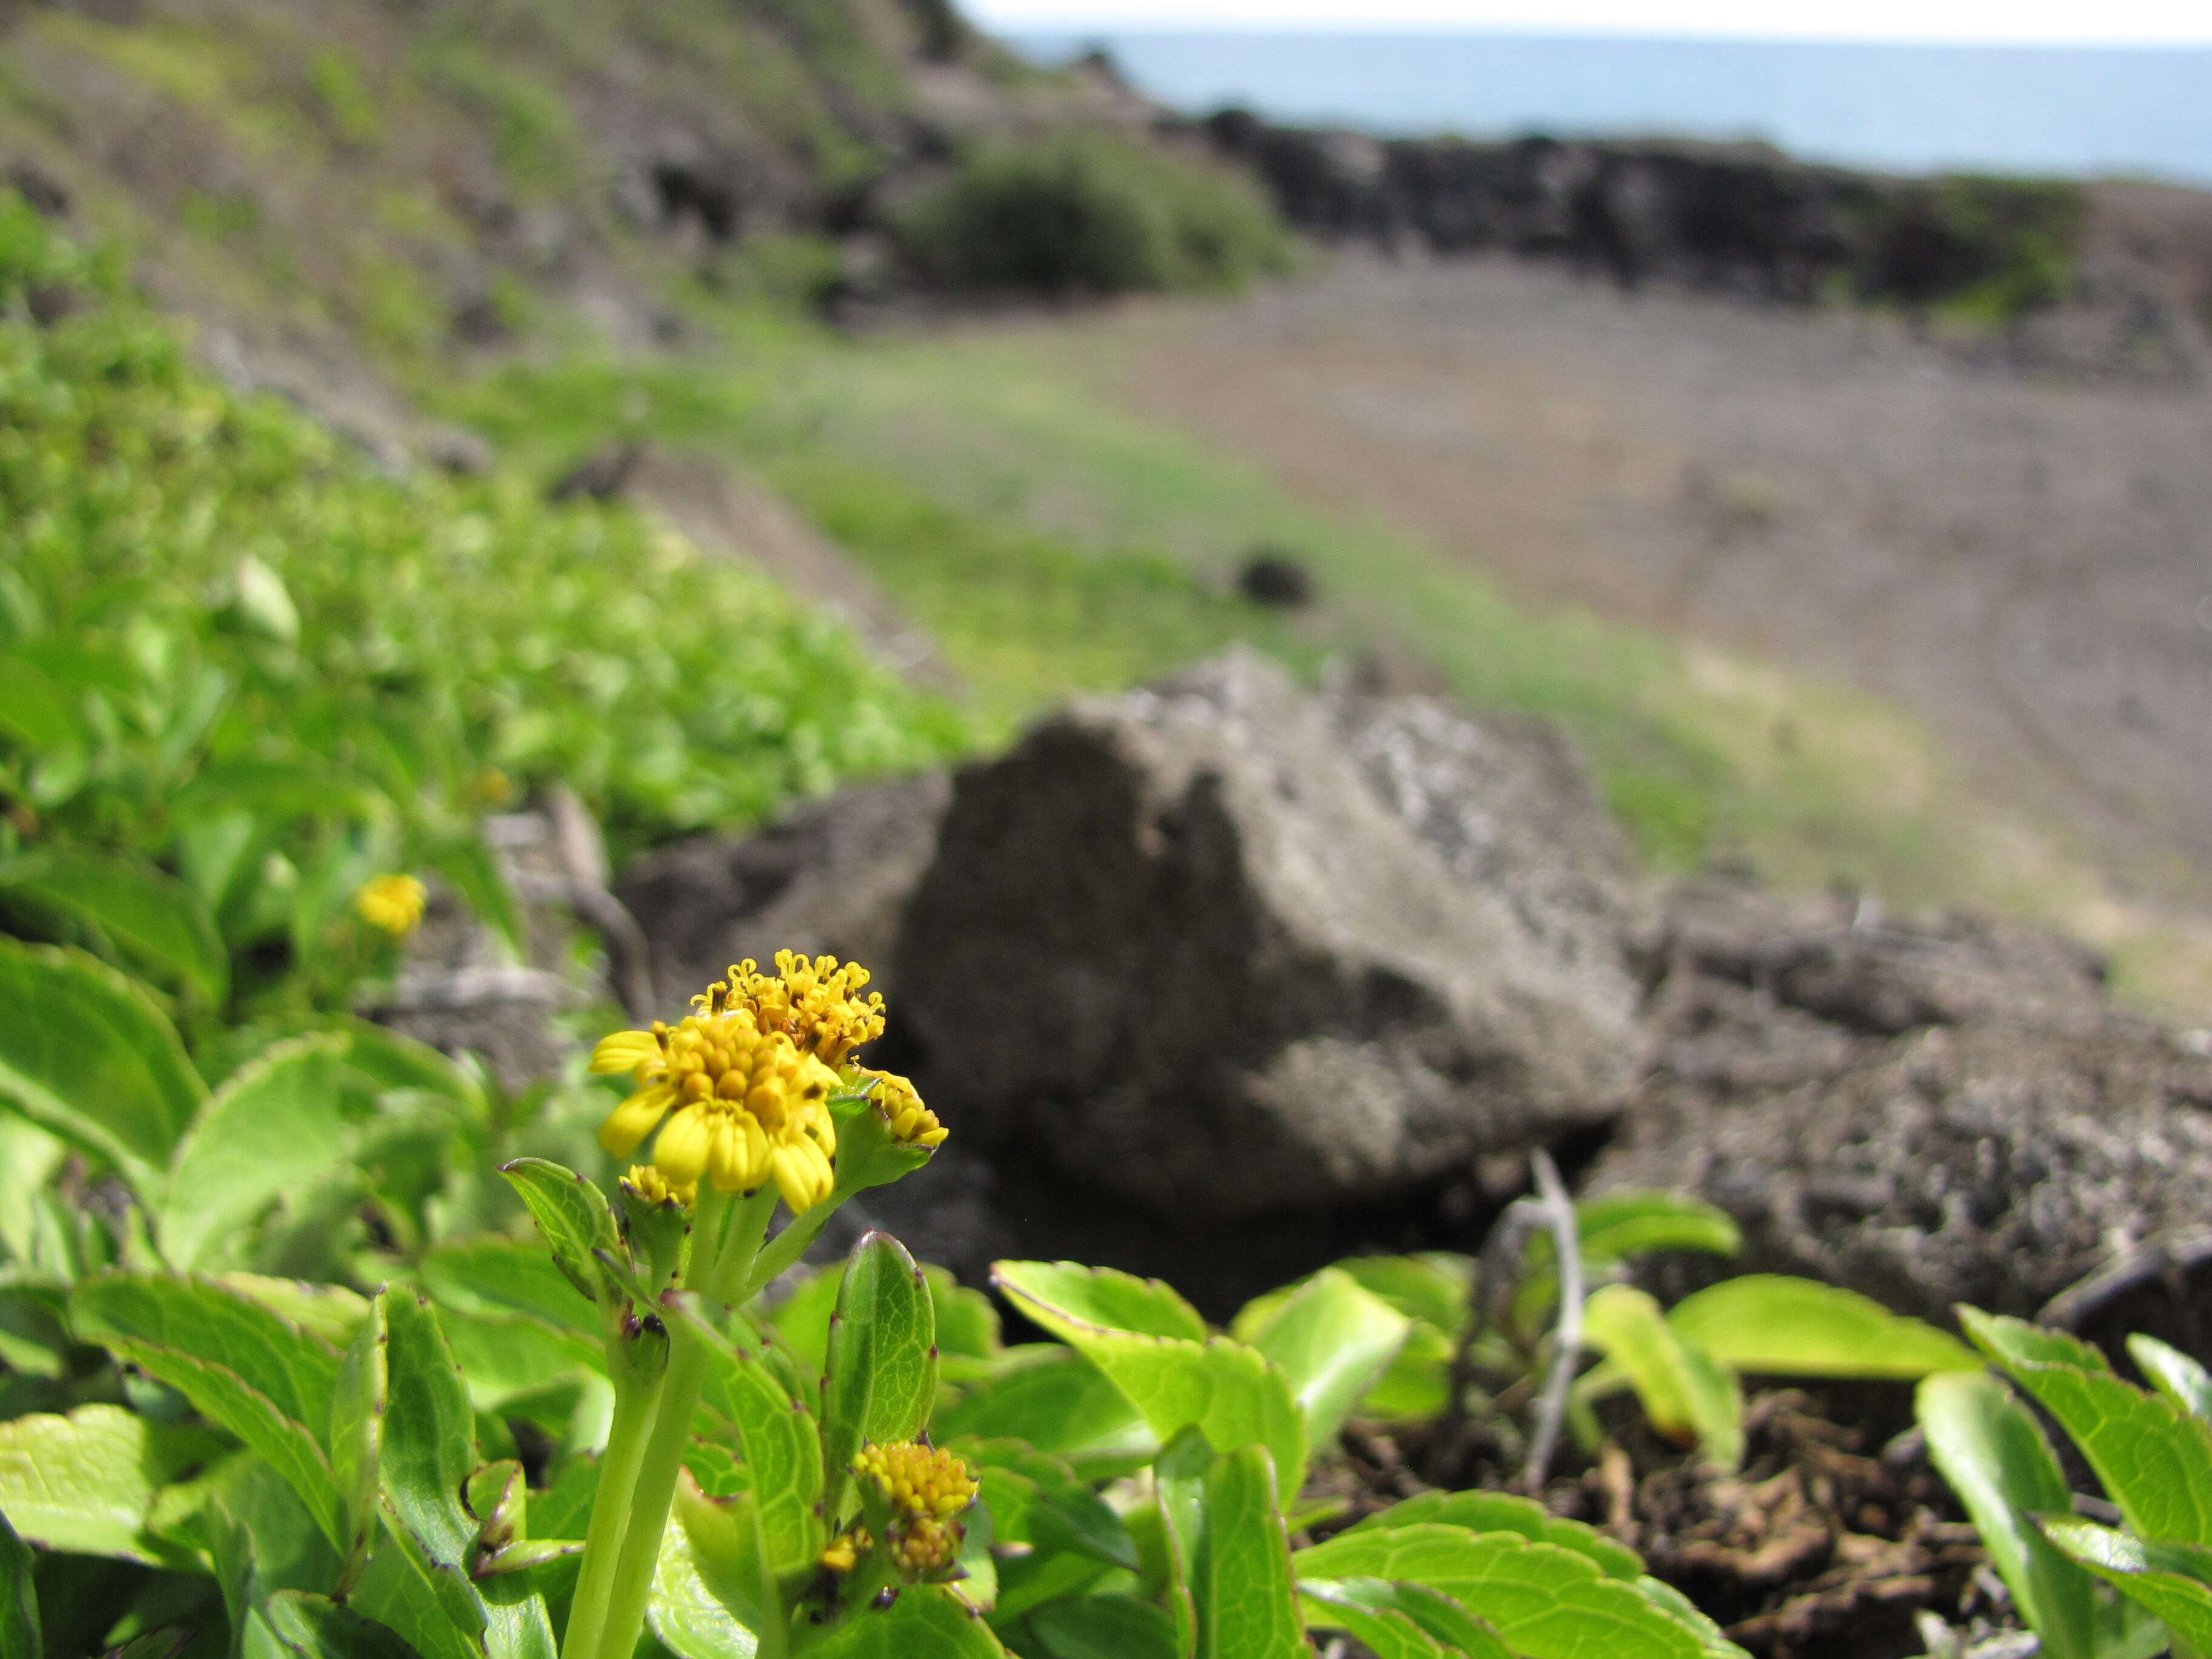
[892,648,1650,1222]
[616,773,951,1006]
[1587,877,2212,1324]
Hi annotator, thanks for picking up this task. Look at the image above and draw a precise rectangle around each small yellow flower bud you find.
[850,1441,977,1579]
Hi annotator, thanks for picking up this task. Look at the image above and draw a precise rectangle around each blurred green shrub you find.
[894,127,1295,297]
[0,192,962,1020]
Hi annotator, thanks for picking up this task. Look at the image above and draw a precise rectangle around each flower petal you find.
[654,1105,713,1186]
[598,1082,675,1156]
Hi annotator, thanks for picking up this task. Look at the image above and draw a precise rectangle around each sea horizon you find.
[1008,28,2212,184]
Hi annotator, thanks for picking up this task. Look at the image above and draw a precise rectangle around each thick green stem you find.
[589,1185,777,1659]
[557,1364,665,1659]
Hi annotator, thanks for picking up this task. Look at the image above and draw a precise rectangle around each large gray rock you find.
[1589,876,2212,1325]
[891,649,1651,1221]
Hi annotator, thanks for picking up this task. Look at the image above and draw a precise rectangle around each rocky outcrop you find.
[890,649,1651,1221]
[1587,877,2212,1329]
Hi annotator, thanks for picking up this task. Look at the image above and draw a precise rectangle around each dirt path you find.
[1081,253,2212,905]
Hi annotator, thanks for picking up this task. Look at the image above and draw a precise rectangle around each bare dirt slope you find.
[1092,252,2212,908]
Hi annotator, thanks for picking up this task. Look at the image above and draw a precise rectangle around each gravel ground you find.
[1099,252,2212,910]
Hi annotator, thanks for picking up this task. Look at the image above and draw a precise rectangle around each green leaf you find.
[70,1275,347,1549]
[261,1592,415,1659]
[0,1404,211,1563]
[160,1034,352,1270]
[1964,1309,2212,1547]
[1350,1491,1643,1580]
[207,1456,346,1640]
[991,1262,1207,1342]
[1959,1310,2111,1373]
[0,655,77,759]
[1292,1526,1706,1659]
[2131,1335,2212,1424]
[1329,1256,1472,1336]
[221,1276,372,1351]
[954,1442,1137,1572]
[923,1267,1000,1363]
[375,1290,487,1643]
[418,1238,598,1340]
[1023,1595,1179,1659]
[1196,1443,1305,1659]
[1666,1278,1979,1378]
[811,1586,1004,1657]
[2043,1517,2212,1651]
[653,1492,763,1659]
[1574,1195,1743,1263]
[820,1232,938,1526]
[931,1347,1152,1475]
[767,1265,845,1376]
[1581,1285,1744,1470]
[436,1310,600,1412]
[1916,1370,2100,1659]
[1242,1269,1411,1447]
[498,1160,625,1306]
[0,1510,34,1659]
[694,1313,826,1573]
[993,1267,1306,1502]
[1299,1577,1513,1659]
[71,1274,341,1428]
[330,1298,389,1575]
[0,941,204,1188]
[0,848,228,1004]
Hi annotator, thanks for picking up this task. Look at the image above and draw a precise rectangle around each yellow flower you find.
[858,1069,948,1150]
[356,874,427,937]
[818,1532,863,1573]
[851,1441,977,1578]
[620,1164,696,1208]
[592,1004,840,1212]
[698,951,885,1066]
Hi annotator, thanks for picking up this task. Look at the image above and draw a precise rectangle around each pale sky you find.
[966,0,2212,45]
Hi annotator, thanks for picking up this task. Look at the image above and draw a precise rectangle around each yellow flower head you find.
[620,1164,696,1209]
[851,1441,977,1578]
[356,874,427,937]
[592,1001,840,1212]
[858,1069,948,1151]
[699,951,885,1067]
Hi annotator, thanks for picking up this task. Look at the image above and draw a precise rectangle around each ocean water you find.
[1008,31,2212,184]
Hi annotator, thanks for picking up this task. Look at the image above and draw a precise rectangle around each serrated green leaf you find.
[330,1299,389,1577]
[1667,1278,1978,1379]
[347,1538,478,1659]
[70,1275,347,1548]
[953,1441,1136,1571]
[653,1493,763,1659]
[71,1274,341,1427]
[931,1347,1152,1474]
[1243,1270,1410,1448]
[375,1291,486,1641]
[2043,1517,2212,1651]
[1292,1526,1706,1659]
[221,1277,372,1351]
[1300,1577,1513,1659]
[0,941,204,1188]
[1629,1578,1751,1658]
[821,1232,937,1526]
[991,1270,1305,1501]
[1296,1590,1454,1659]
[498,1160,625,1306]
[0,1404,210,1563]
[1196,1443,1305,1659]
[0,1509,34,1659]
[2130,1335,2212,1424]
[1960,1310,2112,1373]
[1023,1594,1179,1659]
[262,1592,415,1659]
[1350,1491,1643,1580]
[160,1035,352,1271]
[1917,1370,2100,1659]
[1965,1310,2212,1548]
[0,848,228,1005]
[695,1318,825,1572]
[811,1586,1003,1657]
[418,1238,598,1339]
[991,1262,1207,1342]
[1582,1285,1744,1470]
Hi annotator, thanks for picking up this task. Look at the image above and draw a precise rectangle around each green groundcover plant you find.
[0,189,962,1033]
[1917,1310,2212,1659]
[0,918,2014,1659]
